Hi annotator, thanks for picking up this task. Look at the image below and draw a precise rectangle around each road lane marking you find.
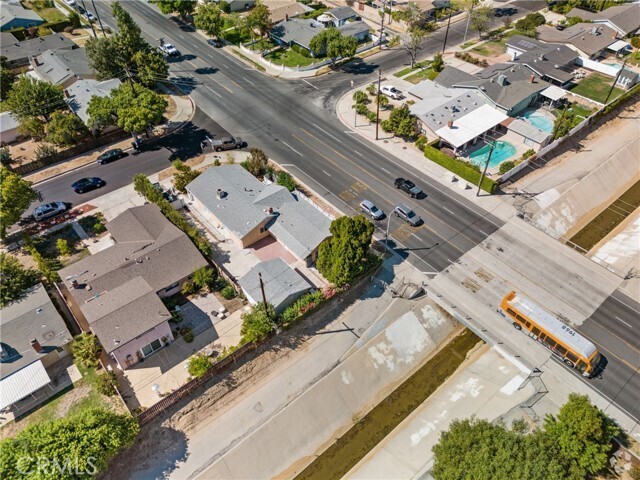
[380,167,391,174]
[322,170,332,177]
[311,123,342,143]
[223,64,230,68]
[302,79,318,90]
[442,206,456,216]
[244,77,256,86]
[611,295,640,316]
[411,233,421,240]
[615,316,633,328]
[204,85,222,98]
[479,229,490,237]
[281,141,303,156]
[353,150,363,157]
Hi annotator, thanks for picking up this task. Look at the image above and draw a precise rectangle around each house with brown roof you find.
[58,204,208,370]
[537,23,621,59]
[269,2,310,24]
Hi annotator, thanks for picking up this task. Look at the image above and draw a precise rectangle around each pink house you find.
[59,205,208,370]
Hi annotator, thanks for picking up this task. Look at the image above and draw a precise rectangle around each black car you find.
[97,148,124,164]
[72,177,105,193]
[394,178,423,198]
[207,38,222,48]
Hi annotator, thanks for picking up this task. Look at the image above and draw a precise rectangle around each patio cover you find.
[0,360,51,410]
[540,85,566,101]
[607,40,629,52]
[435,104,508,149]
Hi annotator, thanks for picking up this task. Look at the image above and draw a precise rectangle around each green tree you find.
[352,90,368,104]
[515,12,546,34]
[240,302,276,343]
[68,10,81,28]
[242,147,269,177]
[87,95,116,131]
[381,104,415,138]
[317,215,374,286]
[277,171,296,191]
[0,409,139,478]
[192,266,217,291]
[110,83,168,135]
[85,37,123,80]
[194,2,225,39]
[188,353,213,377]
[470,5,493,38]
[309,27,356,63]
[56,238,73,257]
[154,0,196,17]
[431,52,444,72]
[46,111,88,146]
[245,2,271,46]
[5,76,64,121]
[172,160,201,193]
[1,56,14,101]
[18,116,46,141]
[132,49,169,87]
[96,371,118,396]
[0,146,12,167]
[70,333,102,368]
[0,253,40,308]
[0,167,39,238]
[112,1,148,63]
[397,1,424,29]
[218,0,230,13]
[376,94,389,108]
[543,393,619,479]
[403,27,429,68]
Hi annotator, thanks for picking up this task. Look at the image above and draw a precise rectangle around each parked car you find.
[32,202,68,222]
[160,43,180,57]
[71,177,105,193]
[84,11,96,21]
[395,204,422,226]
[360,200,385,220]
[212,136,243,151]
[380,85,403,100]
[64,0,76,6]
[207,38,222,48]
[97,148,124,164]
[75,4,85,14]
[394,178,423,198]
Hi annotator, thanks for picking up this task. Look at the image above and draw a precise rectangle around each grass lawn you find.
[472,39,506,57]
[264,48,322,67]
[23,0,66,22]
[460,40,478,49]
[627,50,640,67]
[405,68,439,84]
[570,73,624,104]
[222,27,252,45]
[247,38,277,52]
[394,61,429,78]
[568,103,593,118]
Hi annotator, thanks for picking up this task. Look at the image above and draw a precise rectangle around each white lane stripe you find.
[302,79,318,90]
[244,77,256,86]
[223,64,229,68]
[281,141,303,157]
[411,233,421,240]
[615,316,633,328]
[479,229,490,237]
[311,123,343,143]
[611,295,640,316]
[205,85,222,98]
[353,150,363,157]
[442,206,456,216]
[447,258,455,264]
[380,167,391,174]
[322,170,332,177]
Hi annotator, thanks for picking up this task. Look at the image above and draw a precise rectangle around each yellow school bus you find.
[500,291,601,377]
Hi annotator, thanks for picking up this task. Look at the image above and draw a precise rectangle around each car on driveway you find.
[32,202,68,222]
[160,43,180,57]
[395,204,422,226]
[207,38,222,48]
[72,177,105,194]
[360,199,385,220]
[97,148,124,164]
[394,178,423,198]
[380,85,403,100]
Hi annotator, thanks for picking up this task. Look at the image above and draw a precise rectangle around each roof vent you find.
[497,74,507,86]
[554,64,560,68]
[216,188,226,199]
[36,308,42,314]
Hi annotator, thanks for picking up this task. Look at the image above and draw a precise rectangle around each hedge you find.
[7,20,71,40]
[423,146,498,194]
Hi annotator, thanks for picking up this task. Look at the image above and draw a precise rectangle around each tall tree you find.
[112,1,148,63]
[0,253,40,308]
[0,146,11,167]
[310,28,357,64]
[154,0,196,18]
[5,77,64,122]
[46,111,88,146]
[246,3,271,41]
[0,167,39,238]
[87,95,117,131]
[317,215,374,286]
[109,83,168,135]
[397,1,424,29]
[1,56,14,101]
[240,302,276,343]
[470,5,493,38]
[194,2,225,39]
[85,37,123,80]
[132,49,169,87]
[403,27,428,68]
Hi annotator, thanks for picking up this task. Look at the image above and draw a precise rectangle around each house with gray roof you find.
[30,48,92,88]
[66,78,122,126]
[270,18,369,55]
[0,32,77,68]
[536,23,620,59]
[0,284,73,412]
[186,164,332,266]
[505,35,578,86]
[58,204,208,369]
[0,111,21,144]
[238,258,312,313]
[269,2,311,24]
[321,6,358,27]
[0,1,44,31]
[567,4,640,37]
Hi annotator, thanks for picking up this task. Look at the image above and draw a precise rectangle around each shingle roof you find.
[31,48,92,86]
[0,111,20,133]
[327,6,357,21]
[536,23,618,57]
[0,3,43,29]
[271,19,369,50]
[238,258,311,311]
[338,21,369,38]
[0,284,73,379]
[269,2,310,23]
[187,165,332,260]
[0,33,77,66]
[506,35,577,83]
[65,78,122,124]
[434,66,478,88]
[567,5,640,36]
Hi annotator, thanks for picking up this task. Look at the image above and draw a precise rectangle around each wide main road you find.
[76,0,523,273]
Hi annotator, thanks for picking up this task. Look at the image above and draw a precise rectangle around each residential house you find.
[238,258,312,313]
[566,4,640,37]
[186,164,332,266]
[270,18,369,56]
[0,284,73,413]
[0,111,21,144]
[505,35,578,86]
[269,2,311,24]
[65,78,122,127]
[209,0,255,12]
[536,23,621,59]
[318,6,358,27]
[0,1,44,31]
[0,32,77,68]
[58,204,208,370]
[29,48,92,88]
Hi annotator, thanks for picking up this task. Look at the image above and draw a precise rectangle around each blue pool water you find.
[469,141,516,167]
[605,63,622,70]
[521,110,554,133]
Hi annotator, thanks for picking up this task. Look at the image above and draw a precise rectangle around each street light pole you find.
[384,207,397,252]
[442,7,453,54]
[476,140,495,196]
[91,0,105,36]
[80,0,97,38]
[463,0,475,45]
[375,68,382,140]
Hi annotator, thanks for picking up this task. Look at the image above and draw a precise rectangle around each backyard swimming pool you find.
[521,110,554,133]
[469,141,516,167]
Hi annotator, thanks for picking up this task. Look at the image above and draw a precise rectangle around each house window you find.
[165,282,179,292]
[140,338,163,358]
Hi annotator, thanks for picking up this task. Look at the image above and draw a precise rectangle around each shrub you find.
[56,238,73,257]
[423,146,498,194]
[277,171,296,191]
[366,110,378,123]
[187,354,213,378]
[221,285,237,299]
[352,90,368,104]
[218,0,230,13]
[498,160,515,175]
[93,219,106,234]
[180,327,194,343]
[354,103,368,115]
[192,266,217,292]
[522,148,535,159]
[96,371,118,396]
[431,52,444,72]
[291,43,311,57]
[415,135,428,150]
[181,280,196,295]
[279,290,326,326]
[366,83,377,96]
[34,143,58,161]
[71,333,101,368]
[240,302,276,343]
[631,36,640,49]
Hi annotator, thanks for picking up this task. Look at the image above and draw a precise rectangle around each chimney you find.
[529,74,535,83]
[30,339,43,354]
[216,188,226,199]
[285,13,289,21]
[447,120,454,128]
[64,90,70,99]
[71,279,79,289]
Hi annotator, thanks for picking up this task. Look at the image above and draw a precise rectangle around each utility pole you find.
[476,140,495,196]
[91,0,105,36]
[375,68,382,140]
[384,207,396,252]
[463,0,475,45]
[80,0,97,38]
[258,272,270,319]
[123,65,137,97]
[378,0,386,47]
[442,7,453,54]
[604,58,627,104]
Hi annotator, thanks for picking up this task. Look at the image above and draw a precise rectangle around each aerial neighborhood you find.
[1,0,639,478]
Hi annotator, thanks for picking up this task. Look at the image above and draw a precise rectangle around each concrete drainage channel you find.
[294,329,482,480]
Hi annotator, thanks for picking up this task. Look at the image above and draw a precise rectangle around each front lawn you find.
[472,40,506,57]
[264,48,322,68]
[221,26,253,45]
[405,67,439,84]
[570,73,624,104]
[627,50,640,67]
[394,61,429,78]
[23,0,66,22]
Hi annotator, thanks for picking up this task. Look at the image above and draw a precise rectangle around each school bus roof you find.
[506,293,597,359]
